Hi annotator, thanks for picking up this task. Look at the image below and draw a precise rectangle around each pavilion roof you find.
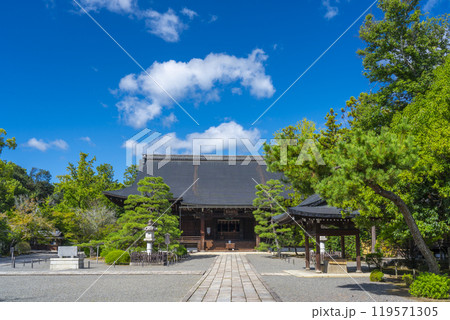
[273,194,359,224]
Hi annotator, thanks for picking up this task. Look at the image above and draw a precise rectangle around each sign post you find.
[165,233,170,266]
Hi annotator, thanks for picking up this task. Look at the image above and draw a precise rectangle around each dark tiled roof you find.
[273,194,359,224]
[104,155,286,207]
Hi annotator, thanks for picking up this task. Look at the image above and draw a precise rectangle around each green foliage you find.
[402,274,414,287]
[123,165,138,186]
[325,236,356,259]
[16,241,31,255]
[349,0,450,130]
[106,177,180,252]
[252,180,293,251]
[0,161,32,213]
[366,252,384,269]
[175,245,187,256]
[54,152,122,211]
[0,129,17,155]
[264,119,327,196]
[104,250,130,265]
[255,242,271,252]
[370,270,384,282]
[3,197,53,246]
[409,273,450,299]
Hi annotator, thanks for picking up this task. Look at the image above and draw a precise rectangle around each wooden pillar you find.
[255,235,260,247]
[356,232,362,273]
[371,225,376,253]
[340,236,346,259]
[199,214,205,251]
[315,232,321,273]
[305,234,310,270]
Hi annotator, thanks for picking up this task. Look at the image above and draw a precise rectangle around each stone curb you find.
[283,269,371,278]
[0,270,205,276]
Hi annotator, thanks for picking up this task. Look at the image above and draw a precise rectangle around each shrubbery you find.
[409,273,450,299]
[105,250,130,265]
[366,252,383,270]
[370,270,384,282]
[175,245,187,256]
[16,242,31,255]
[402,274,414,287]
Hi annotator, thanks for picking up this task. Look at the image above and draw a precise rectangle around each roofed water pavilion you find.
[273,194,363,273]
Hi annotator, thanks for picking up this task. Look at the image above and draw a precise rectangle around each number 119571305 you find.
[372,306,438,317]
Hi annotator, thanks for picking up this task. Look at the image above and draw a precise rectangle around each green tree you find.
[253,180,293,252]
[123,165,138,186]
[0,162,29,213]
[54,152,122,211]
[0,129,16,155]
[106,177,181,252]
[315,127,440,273]
[348,0,450,130]
[2,197,53,247]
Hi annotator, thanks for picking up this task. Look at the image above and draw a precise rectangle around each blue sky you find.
[1,0,448,182]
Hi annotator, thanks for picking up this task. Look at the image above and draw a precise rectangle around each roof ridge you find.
[144,154,266,161]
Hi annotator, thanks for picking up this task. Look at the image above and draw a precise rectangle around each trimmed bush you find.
[409,273,450,299]
[16,242,31,255]
[402,274,414,287]
[366,252,383,270]
[175,245,187,256]
[370,270,384,282]
[105,250,130,265]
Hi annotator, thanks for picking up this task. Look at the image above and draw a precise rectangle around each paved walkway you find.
[183,254,280,302]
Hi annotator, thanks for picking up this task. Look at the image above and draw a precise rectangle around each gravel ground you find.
[246,254,413,302]
[0,254,217,302]
[0,275,201,302]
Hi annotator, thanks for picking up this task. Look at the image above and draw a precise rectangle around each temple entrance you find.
[179,210,257,251]
[217,219,240,240]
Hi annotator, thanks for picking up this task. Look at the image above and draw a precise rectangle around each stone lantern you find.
[144,220,157,254]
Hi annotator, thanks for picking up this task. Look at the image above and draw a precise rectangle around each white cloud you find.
[231,87,242,95]
[162,113,178,128]
[322,0,339,20]
[116,49,275,128]
[25,138,69,152]
[117,96,162,128]
[166,121,261,154]
[208,15,218,23]
[78,0,137,13]
[181,8,198,20]
[423,0,441,12]
[76,1,194,42]
[142,9,186,42]
[80,136,95,146]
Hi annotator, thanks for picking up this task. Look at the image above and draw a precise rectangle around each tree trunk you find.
[368,182,440,274]
[271,221,280,257]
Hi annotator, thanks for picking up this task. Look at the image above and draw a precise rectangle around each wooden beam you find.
[356,232,362,273]
[199,215,205,251]
[315,223,321,273]
[313,229,360,236]
[340,236,346,259]
[305,234,310,270]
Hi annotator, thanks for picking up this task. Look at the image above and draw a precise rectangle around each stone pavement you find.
[183,254,280,302]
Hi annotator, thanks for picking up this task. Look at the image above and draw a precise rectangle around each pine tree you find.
[253,180,292,252]
[107,177,181,252]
